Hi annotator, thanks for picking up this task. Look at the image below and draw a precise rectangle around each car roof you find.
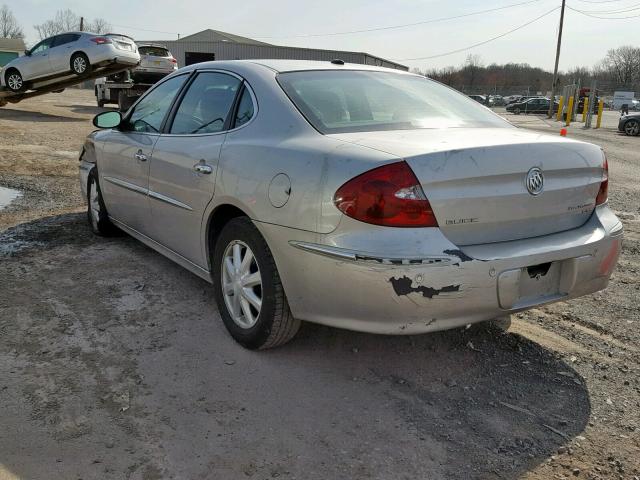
[183,59,412,75]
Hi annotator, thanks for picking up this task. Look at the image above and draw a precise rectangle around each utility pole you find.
[547,0,566,118]
[79,16,84,32]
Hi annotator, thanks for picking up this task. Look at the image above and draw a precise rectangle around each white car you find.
[131,44,178,83]
[1,32,139,92]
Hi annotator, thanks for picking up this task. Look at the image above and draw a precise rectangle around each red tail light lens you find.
[596,155,608,205]
[90,37,112,45]
[334,161,438,227]
[170,57,177,64]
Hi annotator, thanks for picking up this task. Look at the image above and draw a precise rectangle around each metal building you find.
[149,29,407,71]
[0,38,25,67]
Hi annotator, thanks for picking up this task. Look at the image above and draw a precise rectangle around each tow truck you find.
[0,61,137,108]
[94,74,153,111]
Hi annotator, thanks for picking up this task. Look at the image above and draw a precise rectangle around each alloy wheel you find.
[7,73,22,91]
[625,120,639,136]
[74,56,87,74]
[221,240,263,329]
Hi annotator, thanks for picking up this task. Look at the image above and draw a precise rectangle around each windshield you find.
[277,70,509,134]
[139,46,170,57]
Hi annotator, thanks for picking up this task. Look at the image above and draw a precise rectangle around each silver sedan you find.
[1,32,139,92]
[79,60,623,349]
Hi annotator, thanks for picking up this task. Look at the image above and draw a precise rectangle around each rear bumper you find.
[257,205,623,334]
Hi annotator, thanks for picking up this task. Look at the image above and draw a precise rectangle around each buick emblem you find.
[525,167,544,196]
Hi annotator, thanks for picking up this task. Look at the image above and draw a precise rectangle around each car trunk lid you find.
[329,128,604,245]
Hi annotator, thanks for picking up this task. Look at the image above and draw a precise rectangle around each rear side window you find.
[53,34,80,47]
[234,88,254,127]
[139,46,170,57]
[128,74,187,133]
[170,72,241,135]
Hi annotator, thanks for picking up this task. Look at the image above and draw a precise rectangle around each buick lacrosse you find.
[79,60,623,349]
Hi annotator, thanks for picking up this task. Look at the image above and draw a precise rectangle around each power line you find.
[248,0,545,39]
[567,5,640,17]
[396,6,559,61]
[110,23,181,36]
[568,2,640,13]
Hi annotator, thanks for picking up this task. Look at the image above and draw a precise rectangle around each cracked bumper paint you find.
[256,205,623,335]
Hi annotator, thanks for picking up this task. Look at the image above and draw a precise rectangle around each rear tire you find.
[624,119,640,136]
[212,217,301,349]
[87,170,118,236]
[487,315,512,332]
[4,69,24,92]
[71,52,91,75]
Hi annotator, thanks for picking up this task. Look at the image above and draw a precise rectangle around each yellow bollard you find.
[582,97,589,123]
[556,96,564,121]
[596,100,604,129]
[566,96,574,126]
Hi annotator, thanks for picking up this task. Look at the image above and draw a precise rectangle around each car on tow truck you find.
[1,32,139,92]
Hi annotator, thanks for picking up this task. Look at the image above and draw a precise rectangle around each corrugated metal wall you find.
[153,40,407,71]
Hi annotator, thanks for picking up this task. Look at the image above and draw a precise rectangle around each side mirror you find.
[93,111,122,129]
[24,49,31,56]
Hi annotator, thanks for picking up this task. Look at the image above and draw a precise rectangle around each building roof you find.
[178,29,271,46]
[0,38,26,53]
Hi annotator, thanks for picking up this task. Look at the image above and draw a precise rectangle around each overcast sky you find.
[8,0,637,72]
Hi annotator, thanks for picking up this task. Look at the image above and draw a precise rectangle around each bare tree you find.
[89,18,111,34]
[601,46,640,85]
[33,9,80,40]
[0,4,24,39]
[463,54,484,90]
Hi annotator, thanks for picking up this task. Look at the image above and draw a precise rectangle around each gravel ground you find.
[0,90,638,480]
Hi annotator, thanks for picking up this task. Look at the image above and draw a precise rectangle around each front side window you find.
[170,72,241,135]
[30,38,53,54]
[128,74,187,133]
[278,70,509,134]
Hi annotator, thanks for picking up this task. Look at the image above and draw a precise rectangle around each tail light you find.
[90,37,113,45]
[595,155,608,205]
[170,57,177,64]
[334,161,438,227]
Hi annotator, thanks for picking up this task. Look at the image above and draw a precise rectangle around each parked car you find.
[506,97,558,114]
[131,44,178,83]
[1,32,139,92]
[618,112,640,136]
[468,94,487,105]
[80,60,622,349]
[505,95,539,107]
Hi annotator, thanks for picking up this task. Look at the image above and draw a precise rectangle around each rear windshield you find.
[277,70,508,134]
[139,46,170,57]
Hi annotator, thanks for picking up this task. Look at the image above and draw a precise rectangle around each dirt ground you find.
[0,89,638,480]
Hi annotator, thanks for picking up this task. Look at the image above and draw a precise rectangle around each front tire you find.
[513,107,521,115]
[71,52,91,75]
[212,217,300,349]
[5,69,24,92]
[624,119,640,136]
[87,170,117,236]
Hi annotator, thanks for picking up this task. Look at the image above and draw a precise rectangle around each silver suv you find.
[131,44,177,83]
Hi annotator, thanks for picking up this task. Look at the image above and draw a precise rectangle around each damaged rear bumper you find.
[256,205,623,335]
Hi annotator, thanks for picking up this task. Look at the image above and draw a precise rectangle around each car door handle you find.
[134,150,147,162]
[194,162,213,174]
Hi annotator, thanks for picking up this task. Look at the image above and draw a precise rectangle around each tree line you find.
[0,5,110,42]
[414,49,640,96]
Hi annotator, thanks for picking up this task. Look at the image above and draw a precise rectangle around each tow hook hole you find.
[527,262,551,278]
